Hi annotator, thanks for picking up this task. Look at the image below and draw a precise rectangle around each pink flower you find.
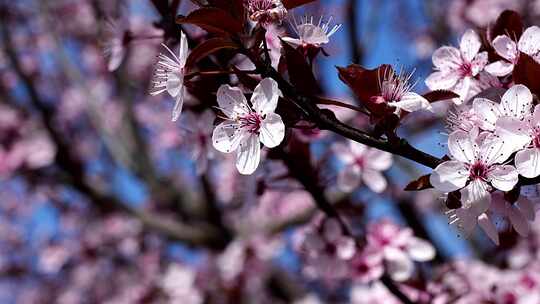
[430,130,518,210]
[212,78,285,175]
[160,264,203,304]
[490,192,535,236]
[350,281,401,304]
[425,30,488,103]
[282,15,342,49]
[246,0,287,26]
[485,26,540,76]
[333,140,392,193]
[376,67,432,114]
[150,31,189,121]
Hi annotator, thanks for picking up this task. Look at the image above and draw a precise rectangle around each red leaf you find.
[404,174,432,191]
[336,64,390,102]
[422,90,460,103]
[513,52,540,96]
[282,41,320,95]
[186,37,239,68]
[176,8,243,36]
[208,0,245,23]
[490,10,523,40]
[282,0,316,9]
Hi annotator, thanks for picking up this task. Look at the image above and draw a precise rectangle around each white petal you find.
[448,130,476,163]
[532,104,540,126]
[515,148,540,178]
[470,51,488,76]
[461,179,490,215]
[362,170,387,193]
[487,165,518,192]
[454,207,477,236]
[508,206,530,236]
[337,165,361,192]
[472,98,501,131]
[480,133,519,165]
[389,92,432,112]
[492,35,518,62]
[478,213,499,245]
[430,160,469,192]
[484,61,514,77]
[281,37,303,48]
[349,141,367,156]
[259,113,285,148]
[518,26,540,57]
[516,198,535,221]
[251,78,281,116]
[425,71,459,91]
[364,149,392,171]
[406,237,435,262]
[297,24,329,45]
[500,84,533,120]
[432,46,462,70]
[178,30,189,67]
[236,134,261,175]
[460,30,482,62]
[384,248,414,282]
[171,86,185,122]
[166,71,184,97]
[212,122,245,153]
[495,117,531,153]
[332,142,355,165]
[216,85,249,119]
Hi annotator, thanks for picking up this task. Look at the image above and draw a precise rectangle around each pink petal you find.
[491,35,518,62]
[478,213,499,245]
[430,160,469,193]
[487,165,518,192]
[515,148,540,179]
[518,26,540,57]
[500,84,533,120]
[432,46,462,70]
[362,169,387,193]
[484,60,514,77]
[425,71,459,91]
[508,206,530,236]
[448,130,476,163]
[460,30,482,62]
[406,237,435,262]
[337,165,362,192]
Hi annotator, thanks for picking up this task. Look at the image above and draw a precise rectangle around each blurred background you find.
[1,0,540,303]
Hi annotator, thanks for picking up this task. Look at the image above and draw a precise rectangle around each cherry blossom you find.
[282,15,342,49]
[332,140,393,193]
[160,264,203,304]
[212,78,285,175]
[375,67,432,114]
[430,130,518,211]
[246,0,287,26]
[425,30,488,103]
[103,18,130,72]
[150,31,189,121]
[485,26,540,76]
[490,192,535,236]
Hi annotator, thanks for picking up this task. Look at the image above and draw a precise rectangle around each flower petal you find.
[406,237,435,262]
[481,132,520,165]
[484,60,514,77]
[487,165,518,192]
[216,84,249,119]
[495,117,531,153]
[166,70,184,97]
[430,160,469,193]
[518,26,540,57]
[384,247,414,282]
[492,35,518,62]
[448,130,476,163]
[337,165,361,192]
[362,169,387,193]
[478,213,499,245]
[259,113,285,148]
[515,148,540,178]
[508,206,530,236]
[178,30,189,67]
[470,51,488,76]
[236,134,261,175]
[171,86,186,122]
[364,149,392,171]
[389,92,432,112]
[432,46,462,70]
[472,98,501,131]
[500,84,533,120]
[212,121,245,153]
[425,71,459,91]
[251,78,281,116]
[297,24,329,45]
[460,179,490,215]
[460,30,482,62]
[516,198,536,221]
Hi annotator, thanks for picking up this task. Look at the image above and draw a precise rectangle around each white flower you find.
[160,264,202,304]
[333,140,392,193]
[472,84,532,132]
[425,30,488,103]
[103,18,129,72]
[485,26,540,76]
[378,67,432,113]
[430,130,518,212]
[212,78,285,175]
[282,15,341,49]
[150,31,189,122]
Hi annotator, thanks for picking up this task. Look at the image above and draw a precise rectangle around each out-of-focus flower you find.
[485,26,540,76]
[103,18,130,72]
[490,192,535,236]
[293,293,322,304]
[332,140,393,193]
[295,217,356,280]
[425,30,488,103]
[38,244,71,274]
[160,264,203,304]
[265,24,284,69]
[446,104,483,133]
[282,15,341,49]
[430,130,517,208]
[374,67,432,114]
[150,31,189,122]
[212,78,285,175]
[350,281,400,304]
[246,0,287,26]
[181,110,216,175]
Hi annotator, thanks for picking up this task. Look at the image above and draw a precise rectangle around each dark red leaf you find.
[282,41,320,95]
[445,191,462,209]
[336,64,390,102]
[208,0,245,23]
[490,10,523,40]
[404,174,432,191]
[282,0,316,9]
[176,8,243,36]
[186,37,239,68]
[513,52,540,96]
[422,90,460,103]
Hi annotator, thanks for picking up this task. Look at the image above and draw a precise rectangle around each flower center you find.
[469,161,488,180]
[458,61,473,77]
[239,112,263,134]
[354,157,365,168]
